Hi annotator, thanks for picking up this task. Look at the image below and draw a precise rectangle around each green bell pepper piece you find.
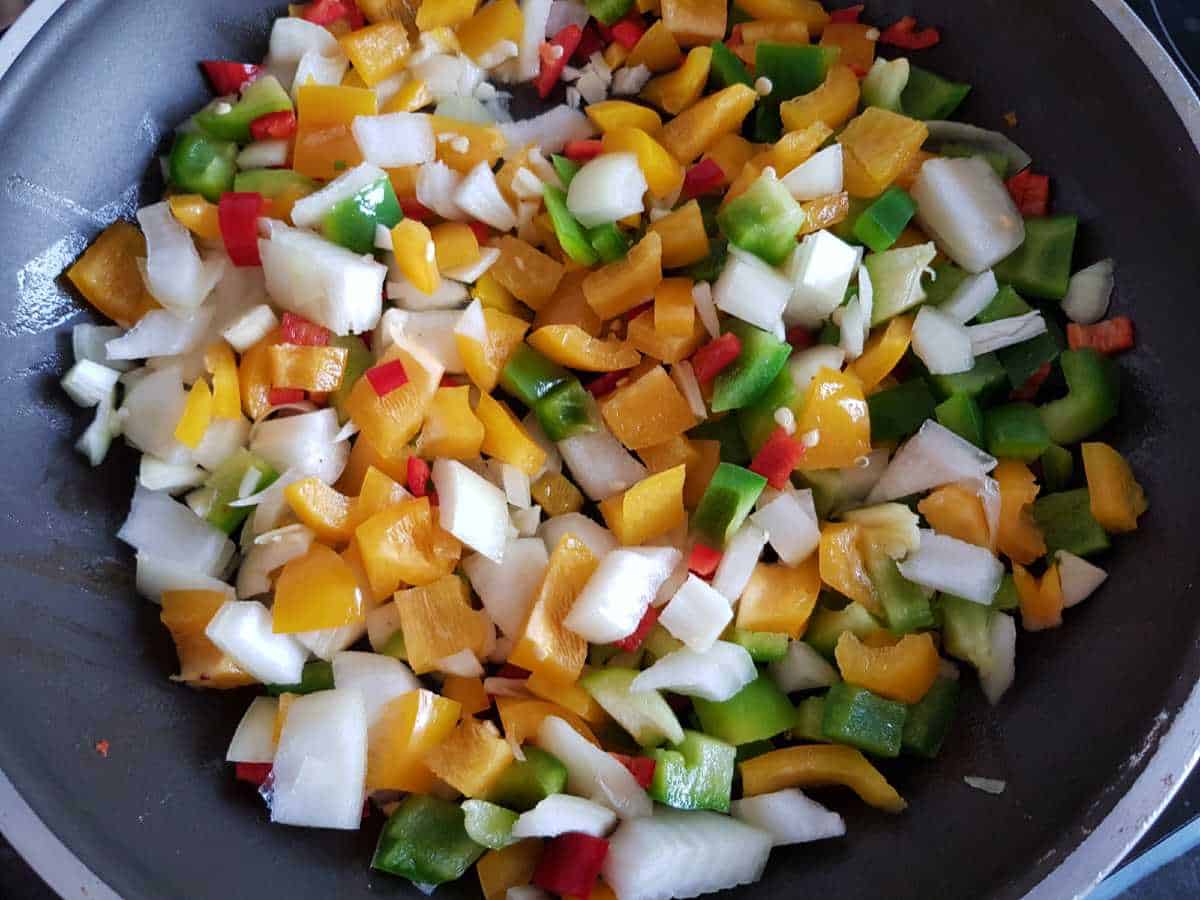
[804,602,885,658]
[580,668,683,747]
[935,392,986,448]
[693,672,797,745]
[1040,443,1075,493]
[649,730,737,812]
[372,794,485,884]
[716,172,806,266]
[983,403,1051,462]
[168,133,238,203]
[736,365,797,454]
[195,75,293,144]
[868,378,937,443]
[322,175,402,255]
[752,43,839,141]
[938,593,994,671]
[821,682,907,758]
[501,344,572,409]
[266,659,334,696]
[997,319,1064,390]
[921,259,970,307]
[461,800,518,850]
[709,40,753,88]
[689,414,750,464]
[1039,348,1120,444]
[551,154,581,188]
[792,695,829,742]
[926,352,1008,404]
[901,677,960,758]
[1031,489,1111,557]
[486,747,568,812]
[234,168,319,199]
[588,223,633,263]
[585,0,634,25]
[852,187,917,253]
[831,197,872,245]
[691,462,767,546]
[329,334,375,423]
[686,238,728,282]
[711,321,792,413]
[865,548,936,634]
[991,573,1021,612]
[725,628,790,663]
[975,284,1030,323]
[205,449,278,534]
[901,65,971,120]
[801,469,859,520]
[534,378,599,442]
[543,185,600,266]
[994,215,1079,300]
[860,58,910,113]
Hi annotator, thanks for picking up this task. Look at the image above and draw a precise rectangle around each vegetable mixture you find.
[60,0,1147,897]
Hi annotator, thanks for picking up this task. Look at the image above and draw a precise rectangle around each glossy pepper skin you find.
[740,744,907,812]
[169,133,238,203]
[487,747,569,812]
[372,795,486,885]
[820,681,908,758]
[195,75,293,144]
[693,672,796,744]
[649,729,737,812]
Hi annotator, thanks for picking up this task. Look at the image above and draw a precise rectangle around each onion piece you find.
[691,281,720,338]
[137,202,224,313]
[964,776,1007,795]
[500,105,595,158]
[204,600,307,684]
[409,53,484,101]
[516,0,554,81]
[730,789,846,846]
[836,294,868,360]
[193,416,252,471]
[267,16,338,66]
[379,309,464,372]
[454,161,517,231]
[966,311,1046,355]
[841,502,921,559]
[868,420,997,504]
[511,794,617,840]
[250,408,348,486]
[366,603,402,653]
[714,246,792,335]
[783,230,859,328]
[535,716,652,819]
[631,641,756,702]
[567,152,647,228]
[433,458,511,562]
[463,539,550,637]
[978,612,1016,704]
[291,163,392,229]
[546,0,590,34]
[352,113,436,168]
[897,529,1004,605]
[226,696,279,764]
[788,345,846,395]
[659,575,733,652]
[565,548,680,644]
[670,361,706,421]
[538,513,617,560]
[924,121,1032,177]
[1061,259,1115,325]
[236,524,315,598]
[138,457,207,494]
[237,139,291,170]
[780,144,843,201]
[61,359,120,408]
[912,157,1025,274]
[769,640,840,693]
[750,489,819,566]
[416,160,466,220]
[485,676,533,698]
[1055,550,1108,607]
[106,308,214,361]
[331,651,422,727]
[939,269,999,324]
[387,275,471,310]
[445,246,501,284]
[557,426,646,501]
[222,304,279,353]
[72,323,133,371]
[912,305,974,375]
[496,462,532,509]
[135,551,236,605]
[119,484,234,577]
[711,522,768,601]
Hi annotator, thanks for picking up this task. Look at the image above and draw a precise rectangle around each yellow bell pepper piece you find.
[160,590,255,688]
[458,306,530,394]
[344,536,394,608]
[272,543,365,633]
[382,79,434,114]
[794,368,872,470]
[599,465,687,546]
[603,41,629,70]
[819,522,879,614]
[455,0,523,63]
[533,270,603,337]
[653,277,696,339]
[345,344,440,458]
[528,325,641,372]
[660,0,726,47]
[386,165,420,202]
[510,534,598,684]
[1013,562,1065,632]
[473,271,526,317]
[835,631,940,704]
[237,328,283,421]
[918,484,992,549]
[419,385,485,460]
[838,107,929,198]
[368,688,462,792]
[477,391,548,476]
[66,222,159,327]
[740,744,905,812]
[525,669,608,725]
[490,236,566,310]
[641,46,713,114]
[338,22,410,86]
[338,434,409,494]
[600,365,698,450]
[638,435,720,509]
[737,0,830,29]
[443,675,491,717]
[657,83,758,164]
[820,23,876,74]
[425,716,515,797]
[286,477,357,544]
[417,0,478,30]
[646,201,710,269]
[531,471,585,516]
[737,558,821,638]
[357,465,410,522]
[1082,442,1147,533]
[602,128,685,200]
[994,460,1046,565]
[174,379,212,449]
[355,0,415,23]
[724,123,833,206]
[391,219,441,296]
[268,344,349,392]
[583,232,663,320]
[798,192,851,237]
[398,573,490,675]
[293,84,378,180]
[781,64,861,134]
[168,194,222,241]
[356,497,462,596]
[478,841,544,900]
[496,696,600,747]
[627,19,686,73]
[204,343,242,421]
[430,115,507,173]
[626,309,706,364]
[741,19,809,45]
[895,150,937,192]
[431,222,481,271]
[701,134,755,189]
[846,315,913,393]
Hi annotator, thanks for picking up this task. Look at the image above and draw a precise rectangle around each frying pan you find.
[0,1,1198,898]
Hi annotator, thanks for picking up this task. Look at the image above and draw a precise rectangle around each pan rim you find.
[0,1,1196,898]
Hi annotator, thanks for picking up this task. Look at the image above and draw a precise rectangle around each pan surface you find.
[0,1,1198,898]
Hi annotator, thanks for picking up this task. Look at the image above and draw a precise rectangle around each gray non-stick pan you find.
[0,1,1198,898]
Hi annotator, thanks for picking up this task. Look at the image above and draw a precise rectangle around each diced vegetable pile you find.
[59,0,1148,897]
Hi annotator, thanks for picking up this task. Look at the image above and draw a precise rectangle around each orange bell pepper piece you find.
[442,675,491,717]
[293,83,378,181]
[510,534,598,684]
[846,315,914,393]
[272,542,365,633]
[835,631,940,704]
[419,385,485,460]
[918,484,992,549]
[476,391,548,476]
[780,64,861,135]
[994,460,1046,565]
[424,716,515,797]
[238,328,284,421]
[525,669,608,725]
[588,98,665,133]
[660,0,726,47]
[431,222,481,271]
[160,590,255,689]
[819,523,879,614]
[455,0,523,63]
[458,306,530,394]
[168,194,222,241]
[416,0,478,29]
[338,434,409,494]
[268,344,348,392]
[794,368,872,470]
[740,745,905,812]
[496,696,600,747]
[819,23,877,73]
[1081,442,1147,533]
[368,688,462,792]
[345,343,440,458]
[599,365,698,450]
[382,79,434,115]
[653,278,696,339]
[737,557,821,638]
[205,343,242,421]
[531,472,585,517]
[657,83,758,164]
[736,0,830,30]
[647,203,710,269]
[533,270,604,338]
[478,841,545,900]
[356,497,462,596]
[799,192,852,237]
[602,128,685,200]
[582,232,664,321]
[528,325,641,372]
[639,435,720,509]
[724,123,834,206]
[286,477,357,544]
[741,19,810,46]
[338,22,410,86]
[625,309,707,364]
[603,41,630,70]
[397,573,490,675]
[391,219,441,296]
[489,236,566,310]
[66,222,159,327]
[838,108,930,198]
[357,465,411,522]
[1013,562,1065,632]
[599,464,688,546]
[174,379,213,449]
[430,116,507,174]
[641,46,713,114]
[701,134,755,189]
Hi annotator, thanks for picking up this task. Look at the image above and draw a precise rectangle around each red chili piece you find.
[1006,169,1051,217]
[250,110,297,142]
[682,158,726,200]
[878,16,941,50]
[586,368,631,398]
[281,312,331,347]
[201,61,262,95]
[610,13,647,50]
[218,192,265,267]
[365,359,410,396]
[235,762,273,787]
[303,0,365,29]
[268,387,306,406]
[1010,361,1052,402]
[439,374,463,387]
[687,542,723,578]
[407,456,432,497]
[750,426,807,489]
[612,605,660,652]
[400,199,434,222]
[610,753,657,789]
[690,332,742,383]
[786,325,816,350]
[574,23,606,64]
[725,24,744,49]
[849,63,870,79]
[564,139,604,162]
[1067,317,1135,355]
[467,221,491,245]
[535,24,585,99]
[830,4,865,23]
[533,833,609,899]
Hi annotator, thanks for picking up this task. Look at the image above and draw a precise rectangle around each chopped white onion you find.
[267,16,338,65]
[119,484,234,577]
[387,275,471,310]
[546,0,590,34]
[1055,550,1108,608]
[516,0,554,81]
[631,641,757,702]
[714,247,792,334]
[966,311,1047,355]
[868,420,997,504]
[691,281,720,338]
[205,600,307,684]
[512,794,618,839]
[730,789,846,846]
[535,716,652,819]
[463,539,550,637]
[138,457,207,494]
[500,105,595,158]
[612,64,652,96]
[433,458,510,562]
[750,489,820,566]
[898,529,1004,605]
[864,242,937,324]
[711,522,769,601]
[352,112,436,168]
[291,163,390,229]
[557,426,647,501]
[788,346,846,395]
[250,408,348,486]
[445,246,502,284]
[1061,259,1115,325]
[222,304,279,352]
[538,512,618,560]
[455,160,518,231]
[912,305,975,375]
[416,160,467,221]
[331,651,421,727]
[564,548,680,644]
[782,230,859,328]
[566,152,647,228]
[659,575,733,652]
[978,612,1016,704]
[366,602,402,652]
[411,53,485,101]
[193,416,251,471]
[72,323,133,371]
[964,776,1007,795]
[137,202,224,313]
[106,308,214,361]
[669,361,706,421]
[236,524,315,598]
[836,294,867,360]
[496,462,533,509]
[769,640,840,693]
[61,359,120,408]
[939,269,999,324]
[379,309,465,373]
[237,139,291,170]
[135,551,236,605]
[226,696,279,763]
[511,505,542,537]
[780,145,844,201]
